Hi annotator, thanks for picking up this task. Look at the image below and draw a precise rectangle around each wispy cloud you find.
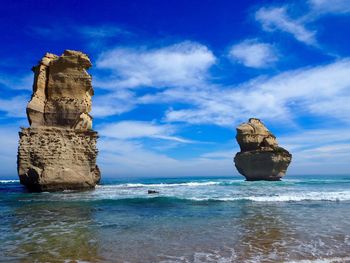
[29,25,71,40]
[255,7,317,46]
[98,121,192,143]
[91,41,215,119]
[0,95,29,118]
[98,138,235,177]
[201,150,235,159]
[0,126,22,177]
[0,73,32,91]
[30,24,128,40]
[77,25,130,38]
[92,89,136,118]
[279,128,350,174]
[138,58,350,126]
[255,0,350,48]
[0,73,31,118]
[95,41,216,89]
[309,0,350,15]
[228,39,278,68]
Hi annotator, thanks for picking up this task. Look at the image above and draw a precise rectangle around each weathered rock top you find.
[236,118,279,152]
[27,50,93,129]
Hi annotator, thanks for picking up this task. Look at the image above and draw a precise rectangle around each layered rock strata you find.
[17,50,100,191]
[234,118,292,181]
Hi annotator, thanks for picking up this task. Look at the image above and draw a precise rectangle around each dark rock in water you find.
[148,190,159,194]
[234,118,292,181]
[17,50,100,192]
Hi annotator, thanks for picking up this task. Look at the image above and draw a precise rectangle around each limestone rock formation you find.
[234,118,292,181]
[17,50,100,191]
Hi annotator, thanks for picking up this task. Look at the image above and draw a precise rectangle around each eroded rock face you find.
[27,50,93,128]
[17,50,100,191]
[234,118,292,181]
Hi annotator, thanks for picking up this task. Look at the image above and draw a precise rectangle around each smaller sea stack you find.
[234,118,292,181]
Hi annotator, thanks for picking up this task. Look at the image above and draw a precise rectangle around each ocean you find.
[1,175,350,263]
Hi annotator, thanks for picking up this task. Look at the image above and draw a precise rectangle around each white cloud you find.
[139,58,350,126]
[307,96,350,119]
[98,138,236,177]
[78,25,129,38]
[98,121,192,143]
[0,95,29,118]
[92,89,136,118]
[279,129,350,151]
[0,73,33,91]
[309,0,350,15]
[164,91,287,126]
[95,41,216,89]
[201,150,235,159]
[30,24,127,40]
[278,128,350,175]
[0,125,27,178]
[98,138,180,177]
[228,40,278,68]
[29,25,70,39]
[255,7,317,46]
[98,127,350,177]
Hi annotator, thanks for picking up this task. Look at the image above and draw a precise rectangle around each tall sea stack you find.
[234,118,292,181]
[17,50,100,191]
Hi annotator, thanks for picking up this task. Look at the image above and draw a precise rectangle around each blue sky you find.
[1,0,350,178]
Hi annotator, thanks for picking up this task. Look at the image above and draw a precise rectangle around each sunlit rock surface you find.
[17,50,100,191]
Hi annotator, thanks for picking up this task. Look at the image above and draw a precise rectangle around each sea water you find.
[1,175,350,262]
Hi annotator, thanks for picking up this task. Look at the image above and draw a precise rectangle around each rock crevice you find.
[17,50,100,191]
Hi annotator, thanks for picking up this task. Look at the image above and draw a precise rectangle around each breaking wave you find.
[0,180,19,184]
[285,256,350,263]
[187,191,350,202]
[3,177,350,203]
[49,189,350,204]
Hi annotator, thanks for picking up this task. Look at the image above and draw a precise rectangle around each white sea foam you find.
[14,178,350,204]
[98,178,350,190]
[99,181,223,188]
[85,187,350,203]
[0,180,19,183]
[91,180,350,203]
[188,191,350,202]
[285,256,350,263]
[159,253,350,263]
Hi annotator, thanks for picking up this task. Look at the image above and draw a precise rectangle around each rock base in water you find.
[18,127,100,191]
[234,150,291,181]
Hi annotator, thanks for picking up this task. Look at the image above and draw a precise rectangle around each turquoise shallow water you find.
[1,175,350,262]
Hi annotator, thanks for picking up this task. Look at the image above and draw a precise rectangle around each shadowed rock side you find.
[234,118,292,181]
[17,50,100,191]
